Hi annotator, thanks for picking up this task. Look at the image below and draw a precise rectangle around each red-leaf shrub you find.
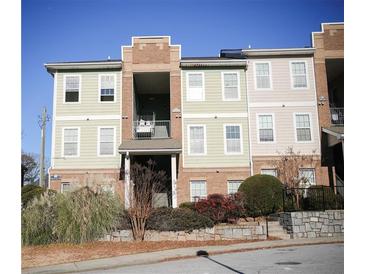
[194,193,245,224]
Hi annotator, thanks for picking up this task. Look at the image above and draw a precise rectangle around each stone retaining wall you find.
[279,210,344,239]
[102,223,267,242]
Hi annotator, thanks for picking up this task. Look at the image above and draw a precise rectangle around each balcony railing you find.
[330,108,344,125]
[133,120,170,139]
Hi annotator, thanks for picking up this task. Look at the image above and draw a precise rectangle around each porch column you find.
[171,154,177,208]
[124,152,130,209]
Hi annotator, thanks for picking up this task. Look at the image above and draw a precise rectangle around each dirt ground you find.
[22,239,270,268]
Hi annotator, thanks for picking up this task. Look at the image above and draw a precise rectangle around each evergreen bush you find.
[238,174,283,217]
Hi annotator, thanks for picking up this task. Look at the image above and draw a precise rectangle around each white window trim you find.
[299,168,316,185]
[260,168,278,177]
[98,74,117,103]
[253,61,273,91]
[227,180,243,194]
[256,113,276,144]
[190,180,207,202]
[223,124,243,155]
[221,71,241,101]
[61,183,71,193]
[63,74,81,104]
[97,126,116,157]
[186,71,205,101]
[293,112,314,143]
[289,60,309,90]
[187,124,207,156]
[61,127,80,158]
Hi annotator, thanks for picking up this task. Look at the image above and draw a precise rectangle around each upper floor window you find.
[299,168,316,185]
[187,72,204,101]
[99,75,115,102]
[258,114,274,142]
[190,180,207,201]
[261,169,277,177]
[295,114,312,142]
[227,180,242,194]
[63,128,79,157]
[222,72,240,100]
[188,125,206,155]
[290,61,308,89]
[255,62,271,89]
[98,127,115,156]
[224,125,242,154]
[64,75,80,103]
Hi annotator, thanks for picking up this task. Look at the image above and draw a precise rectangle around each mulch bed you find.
[22,239,272,268]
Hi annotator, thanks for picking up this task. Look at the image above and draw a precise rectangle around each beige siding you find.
[183,118,250,168]
[250,106,320,156]
[55,71,121,116]
[54,120,121,169]
[247,57,316,103]
[182,69,248,113]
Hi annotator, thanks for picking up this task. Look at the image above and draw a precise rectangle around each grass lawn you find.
[22,239,276,268]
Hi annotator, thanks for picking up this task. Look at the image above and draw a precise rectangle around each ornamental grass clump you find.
[21,191,58,245]
[54,187,122,244]
[22,186,122,245]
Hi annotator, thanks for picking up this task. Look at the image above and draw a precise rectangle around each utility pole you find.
[39,107,48,189]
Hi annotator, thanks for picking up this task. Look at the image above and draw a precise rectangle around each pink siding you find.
[247,57,321,156]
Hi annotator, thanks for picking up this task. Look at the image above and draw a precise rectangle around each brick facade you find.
[313,23,344,130]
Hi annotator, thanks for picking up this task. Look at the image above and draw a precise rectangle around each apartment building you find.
[220,48,328,185]
[46,29,337,207]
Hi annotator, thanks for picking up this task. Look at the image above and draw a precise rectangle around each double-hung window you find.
[187,72,204,101]
[188,125,206,155]
[299,168,316,185]
[98,127,115,156]
[222,72,240,100]
[63,128,79,157]
[224,125,242,154]
[261,169,278,177]
[99,75,115,102]
[255,62,271,89]
[227,180,242,194]
[258,115,274,142]
[61,183,71,193]
[295,114,312,142]
[290,61,308,88]
[64,75,80,103]
[190,180,207,201]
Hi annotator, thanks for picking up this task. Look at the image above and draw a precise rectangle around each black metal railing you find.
[282,186,344,212]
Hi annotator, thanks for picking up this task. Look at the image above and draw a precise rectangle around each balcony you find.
[133,120,170,139]
[330,108,344,125]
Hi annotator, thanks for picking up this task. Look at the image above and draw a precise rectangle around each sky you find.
[22,0,344,160]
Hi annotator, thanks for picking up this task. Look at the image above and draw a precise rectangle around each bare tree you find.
[271,147,320,207]
[21,152,40,186]
[127,160,167,241]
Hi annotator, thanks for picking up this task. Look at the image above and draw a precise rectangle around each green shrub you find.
[22,191,58,245]
[146,207,214,232]
[54,187,122,244]
[178,202,196,211]
[238,174,283,217]
[21,184,45,208]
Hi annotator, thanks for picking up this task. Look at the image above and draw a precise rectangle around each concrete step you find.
[267,221,291,240]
